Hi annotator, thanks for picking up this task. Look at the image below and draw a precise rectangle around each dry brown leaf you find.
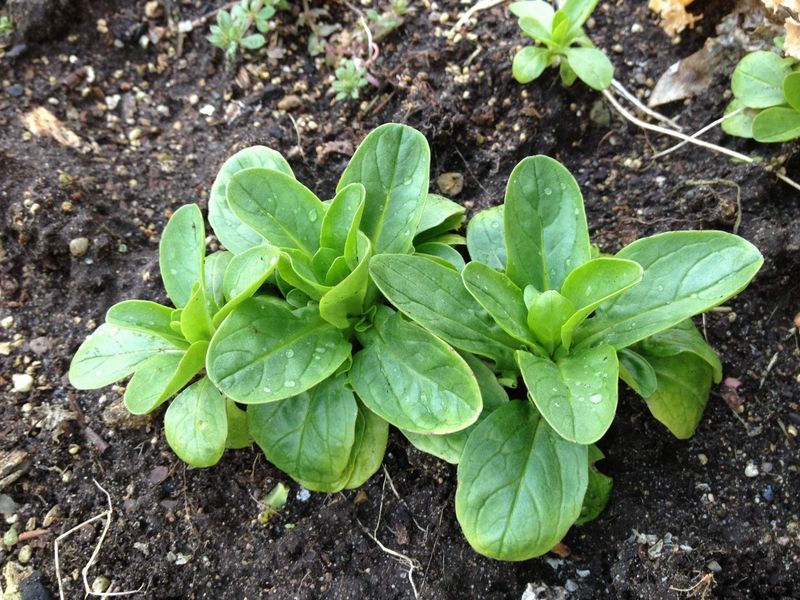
[762,0,800,12]
[20,106,83,151]
[649,0,703,36]
[785,17,800,58]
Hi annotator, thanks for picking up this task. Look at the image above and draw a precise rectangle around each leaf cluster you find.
[208,0,285,64]
[510,0,613,91]
[723,50,800,143]
[369,155,762,560]
[69,124,763,562]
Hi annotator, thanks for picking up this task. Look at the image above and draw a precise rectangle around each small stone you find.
[4,526,18,546]
[761,462,773,473]
[706,560,722,573]
[576,569,591,578]
[0,342,12,355]
[744,462,759,478]
[589,99,610,127]
[631,23,644,33]
[128,127,143,142]
[12,373,33,393]
[144,1,163,18]
[29,337,51,355]
[437,172,464,196]
[69,237,89,257]
[1,316,14,328]
[0,495,19,515]
[17,544,32,563]
[277,94,302,111]
[199,104,215,116]
[565,579,579,592]
[296,488,311,502]
[42,505,60,527]
[7,84,24,97]
[353,490,368,505]
[91,575,111,593]
[698,453,708,466]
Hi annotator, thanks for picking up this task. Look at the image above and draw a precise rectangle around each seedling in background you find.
[370,155,762,560]
[723,49,800,142]
[332,59,369,101]
[258,482,289,524]
[0,16,13,34]
[208,0,284,64]
[510,0,614,91]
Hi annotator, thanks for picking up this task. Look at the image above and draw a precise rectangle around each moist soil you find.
[1,0,799,598]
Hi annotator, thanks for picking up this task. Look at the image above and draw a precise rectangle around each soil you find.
[1,0,798,598]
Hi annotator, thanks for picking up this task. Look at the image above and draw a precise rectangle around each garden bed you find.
[1,0,798,597]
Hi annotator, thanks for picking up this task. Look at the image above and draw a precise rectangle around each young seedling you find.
[332,58,369,101]
[723,49,800,142]
[370,155,763,560]
[208,0,283,64]
[510,0,614,90]
[0,15,13,34]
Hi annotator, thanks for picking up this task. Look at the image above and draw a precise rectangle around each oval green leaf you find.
[159,204,205,308]
[752,106,800,143]
[731,51,793,109]
[564,47,613,91]
[351,307,482,434]
[106,300,188,348]
[456,401,588,560]
[208,146,293,254]
[164,377,227,468]
[466,205,506,270]
[207,297,351,403]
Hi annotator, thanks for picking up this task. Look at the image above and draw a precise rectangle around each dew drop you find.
[285,349,295,358]
[285,380,296,388]
[263,387,271,393]
[170,268,178,275]
[197,420,209,432]
[543,187,553,196]
[589,393,603,404]
[308,210,318,223]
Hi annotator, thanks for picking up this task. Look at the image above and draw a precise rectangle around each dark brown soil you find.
[1,1,798,598]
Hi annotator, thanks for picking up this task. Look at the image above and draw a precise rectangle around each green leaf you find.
[207,297,351,403]
[319,233,372,329]
[277,249,331,300]
[617,348,657,397]
[560,59,578,86]
[414,194,466,242]
[721,99,758,139]
[731,51,793,109]
[212,244,281,325]
[105,300,188,348]
[370,254,518,370]
[456,401,588,560]
[124,340,208,415]
[559,257,643,350]
[225,399,250,449]
[509,0,554,28]
[513,47,551,84]
[336,123,430,254]
[461,262,534,348]
[227,167,325,255]
[575,444,612,525]
[504,156,590,291]
[641,352,713,439]
[550,11,570,45]
[69,324,182,389]
[402,352,509,464]
[564,47,613,91]
[320,183,365,259]
[164,377,227,468]
[351,307,482,434]
[180,283,214,343]
[752,106,800,142]
[415,242,466,271]
[248,375,358,491]
[204,251,233,315]
[466,206,506,270]
[638,320,722,382]
[209,146,293,254]
[159,204,205,308]
[785,72,800,112]
[526,290,575,354]
[519,15,553,42]
[517,345,618,444]
[560,0,599,36]
[574,231,763,350]
[240,33,265,49]
[343,402,389,489]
